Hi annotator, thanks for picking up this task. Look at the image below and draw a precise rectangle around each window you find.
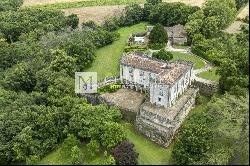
[129,67,133,73]
[158,97,162,102]
[159,85,163,96]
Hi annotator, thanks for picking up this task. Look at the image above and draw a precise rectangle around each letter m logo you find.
[75,72,97,94]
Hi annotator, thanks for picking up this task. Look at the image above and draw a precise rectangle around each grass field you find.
[23,0,204,9]
[86,22,148,81]
[37,143,106,165]
[171,52,205,70]
[198,67,220,81]
[121,122,174,165]
[23,0,144,10]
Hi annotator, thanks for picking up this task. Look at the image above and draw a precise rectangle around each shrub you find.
[103,155,116,165]
[86,140,100,158]
[60,134,79,158]
[112,140,139,165]
[66,14,79,29]
[71,146,81,165]
[149,43,166,50]
[124,45,147,53]
[97,83,122,94]
[152,49,173,61]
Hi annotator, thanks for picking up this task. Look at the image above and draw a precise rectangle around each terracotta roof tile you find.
[121,52,192,85]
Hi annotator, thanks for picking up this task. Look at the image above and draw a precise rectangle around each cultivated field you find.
[23,0,204,7]
[23,0,89,6]
[163,0,205,7]
[62,5,125,25]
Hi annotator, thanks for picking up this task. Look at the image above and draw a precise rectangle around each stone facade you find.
[135,87,199,147]
[120,52,193,108]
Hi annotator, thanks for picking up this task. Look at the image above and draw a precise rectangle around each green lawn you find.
[121,122,174,165]
[37,143,106,165]
[198,67,220,81]
[86,22,148,81]
[171,52,205,70]
[172,44,190,49]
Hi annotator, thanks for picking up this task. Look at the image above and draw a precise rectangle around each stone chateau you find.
[119,52,198,147]
[120,52,193,108]
[84,52,199,147]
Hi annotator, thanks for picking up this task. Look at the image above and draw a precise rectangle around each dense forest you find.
[0,0,249,165]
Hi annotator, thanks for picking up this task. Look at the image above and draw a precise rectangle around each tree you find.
[172,112,213,165]
[0,8,70,42]
[186,0,237,38]
[149,2,199,26]
[152,49,173,61]
[12,126,40,162]
[100,122,126,149]
[235,0,249,10]
[203,0,237,29]
[112,140,139,165]
[102,17,119,32]
[49,49,77,75]
[3,61,37,92]
[122,4,144,26]
[199,94,249,165]
[143,0,162,20]
[0,0,23,12]
[86,140,100,158]
[66,14,79,29]
[149,23,168,49]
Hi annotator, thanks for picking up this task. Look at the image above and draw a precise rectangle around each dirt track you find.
[237,3,249,19]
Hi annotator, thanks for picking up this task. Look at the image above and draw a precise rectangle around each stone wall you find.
[192,80,218,96]
[80,92,139,123]
[99,95,138,123]
[135,88,199,147]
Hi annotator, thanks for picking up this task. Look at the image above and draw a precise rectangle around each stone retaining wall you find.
[135,88,199,147]
[80,93,138,123]
[192,80,218,96]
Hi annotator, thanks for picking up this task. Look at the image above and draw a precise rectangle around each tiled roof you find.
[121,52,170,73]
[121,52,192,85]
[165,24,187,38]
[156,62,190,84]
